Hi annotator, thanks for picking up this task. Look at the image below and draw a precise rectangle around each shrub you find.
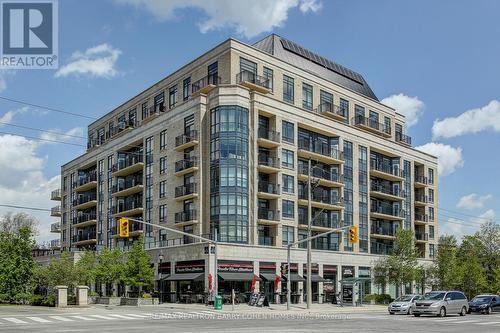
[375,294,393,304]
[364,294,377,302]
[42,293,56,307]
[89,291,99,297]
[142,293,151,299]
[30,295,46,306]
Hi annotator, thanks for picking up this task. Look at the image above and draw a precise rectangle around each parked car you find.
[468,294,500,314]
[413,291,468,317]
[388,294,422,315]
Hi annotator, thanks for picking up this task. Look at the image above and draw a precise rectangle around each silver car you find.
[413,291,469,317]
[388,294,422,315]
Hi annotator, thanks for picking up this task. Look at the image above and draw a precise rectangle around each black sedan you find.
[468,294,500,314]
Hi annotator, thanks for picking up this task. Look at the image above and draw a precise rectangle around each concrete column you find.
[170,261,176,302]
[253,261,260,293]
[101,283,106,297]
[112,283,118,297]
[275,263,281,304]
[55,286,68,307]
[76,286,89,306]
[318,264,324,304]
[297,263,304,304]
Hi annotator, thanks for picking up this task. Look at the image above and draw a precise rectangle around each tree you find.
[456,235,487,299]
[0,212,39,235]
[36,252,79,290]
[94,247,125,295]
[0,225,37,303]
[373,229,419,296]
[123,235,154,294]
[75,250,98,286]
[427,235,461,290]
[475,221,500,292]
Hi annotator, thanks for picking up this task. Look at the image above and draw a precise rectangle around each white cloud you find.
[40,127,84,142]
[381,93,424,127]
[432,100,500,140]
[0,70,15,92]
[456,193,492,210]
[114,0,322,38]
[0,106,29,125]
[55,43,122,79]
[0,134,61,242]
[415,142,464,176]
[440,210,496,241]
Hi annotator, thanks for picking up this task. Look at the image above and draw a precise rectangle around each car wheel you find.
[439,307,446,317]
[467,309,471,314]
[413,314,421,317]
[486,307,492,315]
[389,312,394,315]
[407,307,413,315]
[459,306,466,316]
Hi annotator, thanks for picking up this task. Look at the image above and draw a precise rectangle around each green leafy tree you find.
[373,229,419,296]
[428,235,461,290]
[456,235,487,298]
[475,221,500,292]
[123,236,154,294]
[37,252,78,290]
[0,225,37,303]
[75,250,98,286]
[95,247,125,295]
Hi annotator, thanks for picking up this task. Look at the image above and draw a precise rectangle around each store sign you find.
[342,266,354,278]
[175,260,205,274]
[218,260,253,273]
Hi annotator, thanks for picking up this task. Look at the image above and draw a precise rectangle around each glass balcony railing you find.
[298,164,343,184]
[175,130,199,148]
[112,154,143,173]
[370,183,404,197]
[72,193,97,206]
[191,75,220,95]
[236,70,270,90]
[258,128,280,143]
[175,183,197,198]
[258,154,280,169]
[175,210,197,223]
[370,160,404,178]
[258,181,280,195]
[175,157,198,173]
[72,213,97,225]
[257,208,280,221]
[298,137,343,161]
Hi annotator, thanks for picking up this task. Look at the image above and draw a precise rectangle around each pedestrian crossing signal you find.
[119,218,129,238]
[348,226,358,244]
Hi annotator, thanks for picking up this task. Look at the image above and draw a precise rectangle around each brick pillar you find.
[55,285,68,307]
[76,286,89,306]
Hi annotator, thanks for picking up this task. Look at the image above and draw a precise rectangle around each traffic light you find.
[348,226,358,244]
[280,263,289,276]
[119,218,129,238]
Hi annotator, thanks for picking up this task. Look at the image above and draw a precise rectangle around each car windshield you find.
[423,292,445,300]
[395,295,414,302]
[472,296,492,303]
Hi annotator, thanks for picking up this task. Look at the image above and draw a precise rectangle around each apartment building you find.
[50,34,438,302]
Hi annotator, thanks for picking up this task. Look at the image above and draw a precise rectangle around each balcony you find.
[74,171,98,192]
[298,191,343,210]
[72,213,97,228]
[50,205,61,217]
[51,189,61,201]
[299,215,342,230]
[257,181,280,199]
[370,161,404,181]
[395,132,412,146]
[258,236,275,247]
[257,154,280,173]
[314,102,347,122]
[415,194,429,206]
[112,176,143,197]
[297,164,343,187]
[370,183,405,201]
[236,70,270,94]
[109,119,138,139]
[50,222,61,233]
[414,174,428,188]
[112,198,143,217]
[174,183,198,201]
[414,213,429,224]
[298,137,344,164]
[72,193,97,210]
[191,75,220,96]
[111,221,144,238]
[370,204,405,220]
[257,209,280,225]
[142,104,165,124]
[50,239,61,249]
[415,232,429,242]
[257,128,280,148]
[371,241,393,255]
[352,115,391,137]
[72,232,97,246]
[371,225,397,240]
[175,157,198,176]
[112,154,144,177]
[175,130,199,151]
[174,210,198,226]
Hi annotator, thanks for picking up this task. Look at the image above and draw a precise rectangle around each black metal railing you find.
[72,232,97,243]
[414,174,428,184]
[175,210,197,223]
[175,157,198,173]
[112,175,143,194]
[414,213,429,222]
[299,214,342,229]
[112,153,144,173]
[298,137,343,160]
[258,128,280,143]
[110,221,143,235]
[109,119,138,137]
[72,213,97,225]
[315,102,346,118]
[175,130,199,148]
[371,241,393,255]
[258,154,280,169]
[415,194,429,203]
[298,164,343,184]
[175,183,197,198]
[395,132,412,145]
[73,170,97,188]
[353,115,391,135]
[257,209,280,221]
[72,193,97,206]
[258,181,280,195]
[51,189,61,200]
[370,183,405,197]
[371,225,398,236]
[370,160,404,178]
[50,222,60,232]
[191,75,221,94]
[258,236,275,246]
[415,232,428,241]
[370,203,405,218]
[299,190,343,206]
[50,206,61,216]
[236,70,270,89]
[111,197,143,214]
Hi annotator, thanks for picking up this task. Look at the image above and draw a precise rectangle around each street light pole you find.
[158,253,164,303]
[306,158,312,309]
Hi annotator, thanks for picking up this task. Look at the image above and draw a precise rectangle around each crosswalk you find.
[353,313,500,328]
[0,311,222,326]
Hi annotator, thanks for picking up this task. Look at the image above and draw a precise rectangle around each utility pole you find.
[306,158,312,309]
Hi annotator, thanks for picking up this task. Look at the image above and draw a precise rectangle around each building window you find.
[159,204,166,223]
[159,180,166,198]
[429,189,434,203]
[282,200,294,218]
[429,225,435,239]
[154,92,164,113]
[282,121,294,144]
[169,85,177,109]
[429,207,435,221]
[355,104,365,117]
[283,75,294,104]
[159,130,167,150]
[129,109,137,125]
[384,116,391,134]
[340,98,349,118]
[320,90,333,107]
[208,62,218,84]
[429,244,435,258]
[141,102,148,119]
[282,225,294,246]
[282,174,294,194]
[183,77,191,101]
[263,67,273,91]
[282,149,294,169]
[428,168,435,185]
[240,57,257,74]
[302,83,313,110]
[159,156,167,174]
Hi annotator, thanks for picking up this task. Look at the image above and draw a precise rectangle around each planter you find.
[120,297,159,306]
[94,297,122,305]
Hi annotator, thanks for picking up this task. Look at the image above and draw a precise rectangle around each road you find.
[0,305,499,332]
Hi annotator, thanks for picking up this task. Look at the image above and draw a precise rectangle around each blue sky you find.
[0,0,498,242]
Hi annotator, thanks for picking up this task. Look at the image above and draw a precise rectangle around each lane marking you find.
[108,314,136,320]
[88,314,115,320]
[476,321,500,325]
[49,316,74,322]
[70,316,97,321]
[125,314,149,318]
[26,317,51,323]
[3,318,28,324]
